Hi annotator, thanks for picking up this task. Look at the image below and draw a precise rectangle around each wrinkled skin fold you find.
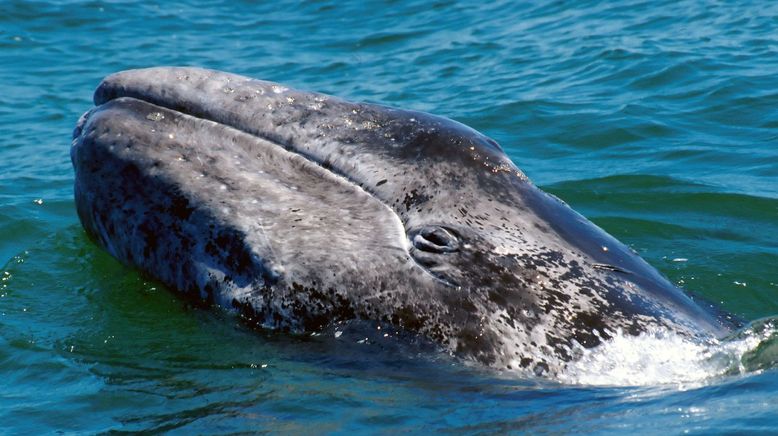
[71,67,733,376]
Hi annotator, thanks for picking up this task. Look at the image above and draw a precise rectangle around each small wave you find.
[557,318,778,387]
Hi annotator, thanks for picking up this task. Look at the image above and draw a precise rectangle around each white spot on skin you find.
[146,112,164,122]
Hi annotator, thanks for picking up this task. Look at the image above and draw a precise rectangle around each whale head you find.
[72,67,731,375]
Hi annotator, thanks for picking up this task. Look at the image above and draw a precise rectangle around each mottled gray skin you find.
[72,67,731,376]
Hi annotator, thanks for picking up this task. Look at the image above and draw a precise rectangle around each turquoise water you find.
[2,0,778,433]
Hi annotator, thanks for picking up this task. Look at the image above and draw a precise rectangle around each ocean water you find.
[2,0,777,433]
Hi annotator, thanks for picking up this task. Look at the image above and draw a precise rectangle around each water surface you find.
[1,0,777,433]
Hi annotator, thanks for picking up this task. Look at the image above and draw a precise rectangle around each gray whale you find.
[71,67,732,375]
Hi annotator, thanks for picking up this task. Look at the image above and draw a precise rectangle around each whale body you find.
[71,67,731,375]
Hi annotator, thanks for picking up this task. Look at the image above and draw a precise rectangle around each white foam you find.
[557,323,776,387]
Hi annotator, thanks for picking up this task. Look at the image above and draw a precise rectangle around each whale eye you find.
[411,226,459,253]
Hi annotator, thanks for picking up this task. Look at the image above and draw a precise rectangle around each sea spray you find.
[558,318,778,386]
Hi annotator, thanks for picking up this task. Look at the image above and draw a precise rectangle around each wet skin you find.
[72,67,733,375]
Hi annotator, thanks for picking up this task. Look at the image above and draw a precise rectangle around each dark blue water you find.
[2,0,777,433]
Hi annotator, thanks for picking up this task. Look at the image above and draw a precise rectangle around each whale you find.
[71,67,733,376]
